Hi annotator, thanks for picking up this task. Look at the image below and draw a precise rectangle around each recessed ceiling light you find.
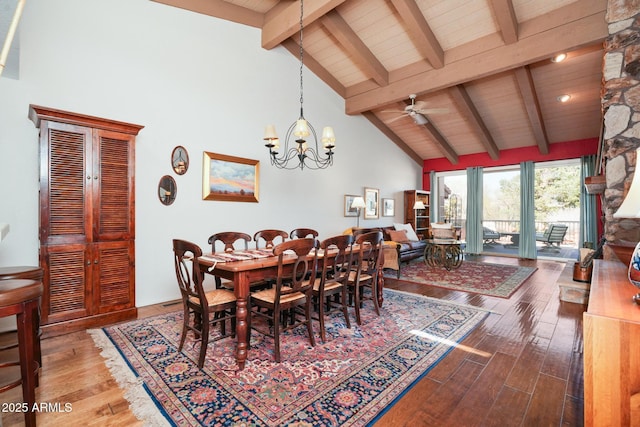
[557,94,571,103]
[551,53,567,63]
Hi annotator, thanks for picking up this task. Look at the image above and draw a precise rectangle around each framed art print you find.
[202,152,259,202]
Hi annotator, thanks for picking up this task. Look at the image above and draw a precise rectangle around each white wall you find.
[0,0,423,307]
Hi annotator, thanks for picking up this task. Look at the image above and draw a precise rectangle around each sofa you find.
[349,226,427,278]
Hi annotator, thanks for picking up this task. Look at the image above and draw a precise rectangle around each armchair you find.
[536,224,568,250]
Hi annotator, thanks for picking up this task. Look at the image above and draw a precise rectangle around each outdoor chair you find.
[536,224,569,251]
[483,227,500,244]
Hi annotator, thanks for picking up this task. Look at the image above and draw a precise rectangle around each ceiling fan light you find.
[413,114,428,125]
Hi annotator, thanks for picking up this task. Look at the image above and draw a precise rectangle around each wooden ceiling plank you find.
[281,38,347,98]
[150,0,264,28]
[363,112,423,165]
[490,0,518,44]
[421,121,458,164]
[390,0,444,69]
[345,11,606,114]
[513,66,549,154]
[448,85,500,159]
[321,10,389,86]
[262,0,347,50]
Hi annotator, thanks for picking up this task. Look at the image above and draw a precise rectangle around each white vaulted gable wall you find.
[0,0,422,306]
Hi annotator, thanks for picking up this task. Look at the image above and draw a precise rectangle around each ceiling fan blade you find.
[380,109,405,114]
[415,108,449,114]
[386,114,410,124]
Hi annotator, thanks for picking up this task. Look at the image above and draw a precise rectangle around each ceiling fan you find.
[383,94,447,125]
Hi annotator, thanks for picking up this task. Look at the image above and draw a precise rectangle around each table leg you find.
[234,272,250,370]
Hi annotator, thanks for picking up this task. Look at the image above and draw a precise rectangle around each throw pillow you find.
[388,229,409,242]
[393,223,420,241]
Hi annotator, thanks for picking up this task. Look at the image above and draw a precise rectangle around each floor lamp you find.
[351,196,366,228]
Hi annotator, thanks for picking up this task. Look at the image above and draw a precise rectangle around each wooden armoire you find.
[29,105,143,336]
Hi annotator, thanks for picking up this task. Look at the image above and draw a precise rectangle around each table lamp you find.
[613,147,640,303]
[351,196,366,228]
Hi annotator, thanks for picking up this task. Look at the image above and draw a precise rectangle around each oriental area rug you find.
[89,289,488,426]
[385,260,537,298]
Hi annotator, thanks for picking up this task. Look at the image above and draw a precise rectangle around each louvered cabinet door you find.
[40,243,92,324]
[39,121,93,245]
[92,129,135,242]
[92,240,135,313]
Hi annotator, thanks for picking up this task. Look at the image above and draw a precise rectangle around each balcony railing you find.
[450,219,581,246]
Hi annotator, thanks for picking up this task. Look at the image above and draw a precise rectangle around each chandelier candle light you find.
[263,0,335,170]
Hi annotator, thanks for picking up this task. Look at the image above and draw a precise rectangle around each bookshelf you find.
[404,190,430,239]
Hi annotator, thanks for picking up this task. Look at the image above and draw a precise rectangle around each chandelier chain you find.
[299,0,304,117]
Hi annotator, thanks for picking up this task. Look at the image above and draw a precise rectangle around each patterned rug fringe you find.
[88,329,170,427]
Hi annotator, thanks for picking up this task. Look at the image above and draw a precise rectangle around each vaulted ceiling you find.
[151,0,608,165]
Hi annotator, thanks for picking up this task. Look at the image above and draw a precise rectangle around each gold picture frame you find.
[364,187,379,219]
[202,152,259,202]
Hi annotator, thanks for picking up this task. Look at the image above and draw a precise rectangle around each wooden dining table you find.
[197,246,385,370]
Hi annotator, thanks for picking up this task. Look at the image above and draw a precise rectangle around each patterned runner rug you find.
[90,289,488,426]
[385,260,537,298]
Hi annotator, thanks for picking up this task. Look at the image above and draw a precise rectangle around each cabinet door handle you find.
[86,260,91,265]
[94,259,99,264]
[94,175,99,180]
[87,175,91,180]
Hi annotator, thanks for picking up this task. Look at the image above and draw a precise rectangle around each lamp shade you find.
[263,125,278,140]
[413,201,426,210]
[351,196,366,209]
[321,126,336,148]
[614,147,640,218]
[293,119,310,138]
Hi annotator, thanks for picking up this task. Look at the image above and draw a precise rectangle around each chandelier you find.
[263,0,335,170]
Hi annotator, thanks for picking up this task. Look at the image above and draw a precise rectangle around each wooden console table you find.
[584,259,640,426]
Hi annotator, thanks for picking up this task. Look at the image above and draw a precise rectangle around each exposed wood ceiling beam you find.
[262,0,347,50]
[321,11,388,86]
[345,6,606,114]
[514,66,549,154]
[150,0,263,28]
[490,0,518,44]
[389,0,444,69]
[421,120,458,164]
[448,85,500,160]
[363,112,423,165]
[281,39,346,98]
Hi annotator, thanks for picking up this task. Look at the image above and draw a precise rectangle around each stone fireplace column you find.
[602,1,640,259]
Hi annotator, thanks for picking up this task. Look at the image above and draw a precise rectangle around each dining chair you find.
[173,239,236,369]
[249,238,318,363]
[207,232,252,289]
[314,234,353,342]
[347,231,383,325]
[208,232,252,253]
[253,229,288,249]
[289,228,319,240]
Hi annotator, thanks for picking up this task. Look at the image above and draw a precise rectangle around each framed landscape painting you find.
[202,152,259,202]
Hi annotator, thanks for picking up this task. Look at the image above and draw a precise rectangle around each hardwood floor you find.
[0,255,585,426]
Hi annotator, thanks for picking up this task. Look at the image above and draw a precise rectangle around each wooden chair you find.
[347,231,383,325]
[207,232,252,289]
[290,228,319,240]
[0,279,43,427]
[249,238,317,363]
[253,229,288,249]
[208,231,251,253]
[173,239,236,369]
[536,224,569,251]
[314,234,353,342]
